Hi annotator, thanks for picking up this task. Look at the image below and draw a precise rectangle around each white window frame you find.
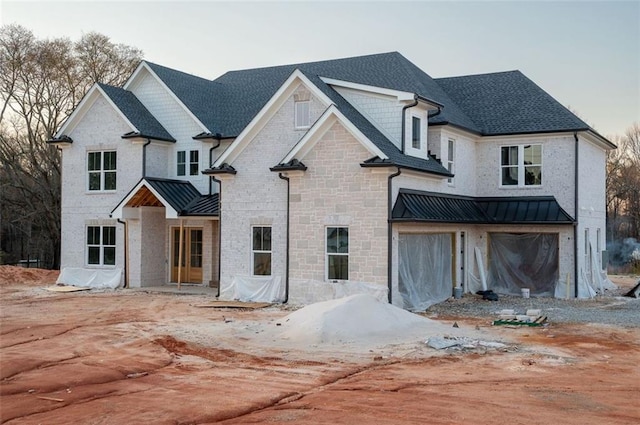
[405,112,428,159]
[251,226,272,276]
[499,144,542,187]
[189,149,199,176]
[294,100,310,129]
[86,225,116,266]
[87,151,117,192]
[177,150,199,176]
[447,138,455,185]
[326,226,349,281]
[177,151,186,176]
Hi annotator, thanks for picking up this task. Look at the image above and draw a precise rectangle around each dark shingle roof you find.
[434,71,590,135]
[145,178,218,216]
[98,83,175,142]
[392,189,574,224]
[143,52,600,174]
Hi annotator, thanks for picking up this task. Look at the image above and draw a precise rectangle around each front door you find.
[171,227,203,284]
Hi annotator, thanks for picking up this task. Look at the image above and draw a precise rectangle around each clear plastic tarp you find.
[487,233,558,296]
[220,275,285,302]
[398,233,453,311]
[56,267,122,289]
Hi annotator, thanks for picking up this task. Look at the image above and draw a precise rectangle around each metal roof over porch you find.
[392,189,574,225]
[110,177,219,219]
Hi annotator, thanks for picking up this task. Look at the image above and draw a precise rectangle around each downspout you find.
[428,107,442,120]
[401,96,419,154]
[208,134,222,195]
[278,173,290,304]
[387,167,402,304]
[212,176,222,298]
[142,138,151,177]
[116,219,129,288]
[574,132,579,298]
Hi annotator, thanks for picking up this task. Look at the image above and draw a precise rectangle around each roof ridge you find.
[145,60,221,85]
[435,70,522,80]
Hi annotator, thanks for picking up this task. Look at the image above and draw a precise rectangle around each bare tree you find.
[0,24,142,268]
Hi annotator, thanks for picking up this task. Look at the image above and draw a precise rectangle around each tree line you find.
[0,24,638,270]
[0,24,142,268]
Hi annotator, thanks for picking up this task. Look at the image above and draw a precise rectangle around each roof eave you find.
[121,131,176,143]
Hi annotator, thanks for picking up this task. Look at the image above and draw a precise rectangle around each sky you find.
[1,0,639,137]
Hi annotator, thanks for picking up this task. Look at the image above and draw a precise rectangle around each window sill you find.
[498,185,543,189]
[86,190,117,194]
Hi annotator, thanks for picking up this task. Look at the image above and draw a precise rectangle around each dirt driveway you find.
[1,268,639,424]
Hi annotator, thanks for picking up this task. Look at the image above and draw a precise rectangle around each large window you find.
[88,151,116,191]
[87,225,116,266]
[326,227,349,280]
[447,139,455,184]
[411,116,421,149]
[294,100,310,129]
[252,226,272,276]
[500,144,542,187]
[177,150,199,176]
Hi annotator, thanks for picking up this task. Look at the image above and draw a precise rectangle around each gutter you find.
[574,132,579,298]
[278,173,290,304]
[387,167,402,304]
[401,96,419,154]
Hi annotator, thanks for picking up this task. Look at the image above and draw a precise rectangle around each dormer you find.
[320,77,441,160]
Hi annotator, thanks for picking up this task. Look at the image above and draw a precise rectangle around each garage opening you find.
[488,233,559,296]
[398,233,453,311]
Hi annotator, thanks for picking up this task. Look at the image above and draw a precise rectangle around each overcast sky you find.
[2,0,638,137]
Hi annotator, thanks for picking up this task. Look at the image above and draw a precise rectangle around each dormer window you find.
[411,117,421,149]
[295,100,310,129]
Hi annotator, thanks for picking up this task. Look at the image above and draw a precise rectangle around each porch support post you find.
[178,219,184,290]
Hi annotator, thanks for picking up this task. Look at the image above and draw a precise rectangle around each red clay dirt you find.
[1,267,639,424]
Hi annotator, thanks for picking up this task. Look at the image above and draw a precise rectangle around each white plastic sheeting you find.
[289,279,387,305]
[398,233,453,311]
[487,233,558,297]
[220,275,285,302]
[56,267,122,289]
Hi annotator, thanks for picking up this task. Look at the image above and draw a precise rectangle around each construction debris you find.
[493,308,548,326]
[625,280,640,298]
[193,301,272,309]
[426,336,508,350]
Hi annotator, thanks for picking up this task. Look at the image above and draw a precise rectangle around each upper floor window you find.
[87,225,116,266]
[294,100,310,129]
[252,226,272,276]
[411,117,421,149]
[500,144,542,187]
[326,227,349,280]
[447,139,455,184]
[88,151,116,191]
[177,150,199,176]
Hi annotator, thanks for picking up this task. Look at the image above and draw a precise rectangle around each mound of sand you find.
[0,265,59,286]
[276,294,455,345]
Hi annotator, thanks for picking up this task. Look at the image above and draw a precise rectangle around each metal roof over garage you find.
[392,189,574,224]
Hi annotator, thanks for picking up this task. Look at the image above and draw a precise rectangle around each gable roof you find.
[136,52,609,174]
[98,84,175,142]
[435,71,590,135]
[392,189,574,224]
[111,177,218,219]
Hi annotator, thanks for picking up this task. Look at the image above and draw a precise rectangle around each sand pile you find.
[276,294,456,346]
[0,265,59,286]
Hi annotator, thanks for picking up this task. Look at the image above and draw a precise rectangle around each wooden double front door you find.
[171,227,203,284]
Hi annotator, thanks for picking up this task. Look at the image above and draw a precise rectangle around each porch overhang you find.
[110,177,219,219]
[391,189,574,225]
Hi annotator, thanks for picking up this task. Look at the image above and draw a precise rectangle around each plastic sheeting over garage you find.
[487,233,559,296]
[398,233,453,311]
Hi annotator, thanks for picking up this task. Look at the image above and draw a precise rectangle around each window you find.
[252,226,272,276]
[87,225,116,266]
[326,227,348,280]
[500,144,542,187]
[177,150,199,176]
[447,139,455,184]
[411,116,421,149]
[88,151,116,191]
[177,151,186,176]
[294,100,310,128]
